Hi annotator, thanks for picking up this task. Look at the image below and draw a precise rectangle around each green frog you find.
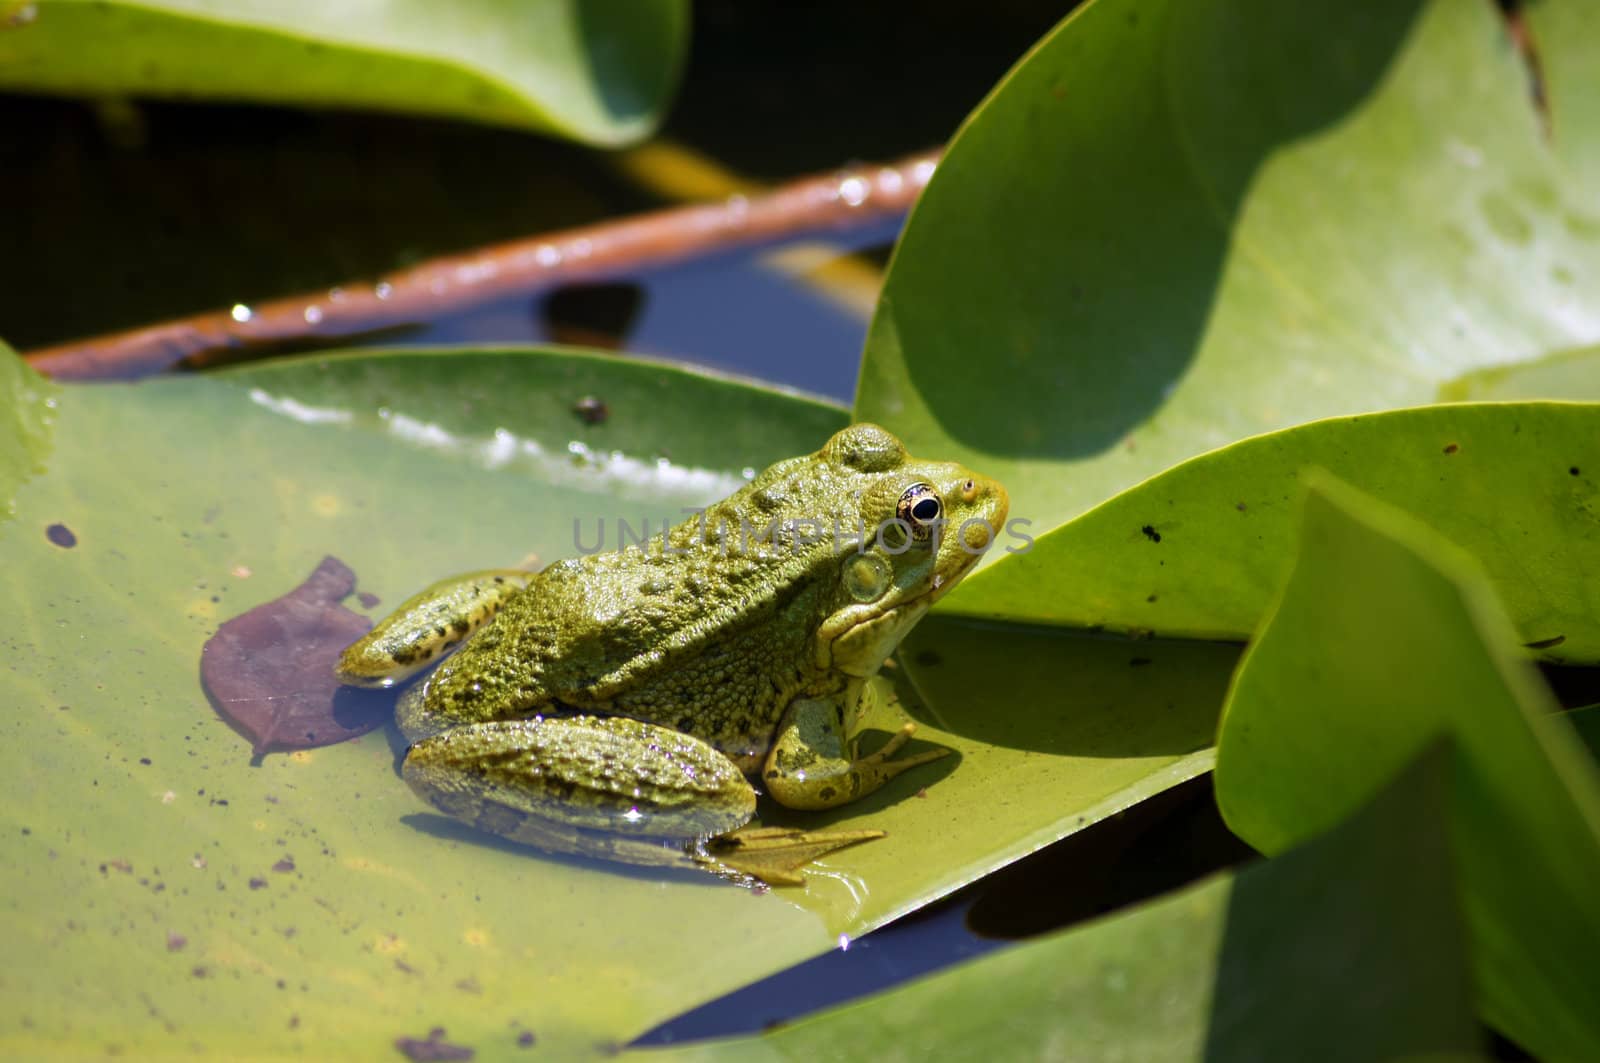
[336,423,1008,884]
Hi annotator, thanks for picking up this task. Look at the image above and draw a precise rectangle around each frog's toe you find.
[858,722,951,775]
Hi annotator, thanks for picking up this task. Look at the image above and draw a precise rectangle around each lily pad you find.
[1214,476,1600,1059]
[945,402,1600,662]
[0,0,687,145]
[0,346,57,524]
[857,0,1600,546]
[0,346,1232,1057]
[645,743,1480,1063]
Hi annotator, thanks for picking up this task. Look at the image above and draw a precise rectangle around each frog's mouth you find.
[819,545,991,676]
[821,599,932,677]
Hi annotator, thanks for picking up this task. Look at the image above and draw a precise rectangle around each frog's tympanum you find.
[336,423,1008,885]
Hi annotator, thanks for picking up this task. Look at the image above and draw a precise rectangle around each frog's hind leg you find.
[762,679,949,811]
[335,569,532,688]
[401,714,757,867]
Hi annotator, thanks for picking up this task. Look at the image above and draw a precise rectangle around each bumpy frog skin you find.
[336,423,1008,883]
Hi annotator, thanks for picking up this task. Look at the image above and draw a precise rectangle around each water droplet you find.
[837,176,870,207]
[230,304,253,323]
[455,261,496,284]
[327,286,347,302]
[837,934,851,951]
[534,244,562,268]
[877,168,904,195]
[303,305,324,325]
[1445,139,1482,169]
[911,158,938,186]
[741,466,756,480]
[374,282,394,300]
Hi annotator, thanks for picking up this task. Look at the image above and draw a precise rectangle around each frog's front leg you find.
[336,569,531,687]
[762,677,948,811]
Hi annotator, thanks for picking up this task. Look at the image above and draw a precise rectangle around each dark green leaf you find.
[1,1,687,145]
[1215,475,1600,1059]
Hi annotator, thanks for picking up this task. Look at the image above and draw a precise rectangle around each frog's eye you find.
[960,479,978,503]
[896,483,943,544]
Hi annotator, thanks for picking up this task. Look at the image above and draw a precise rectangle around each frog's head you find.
[814,423,1010,677]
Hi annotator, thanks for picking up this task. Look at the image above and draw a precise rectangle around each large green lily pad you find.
[0,347,1229,1057]
[645,743,1480,1062]
[946,403,1600,662]
[1214,477,1600,1060]
[858,0,1600,547]
[0,346,56,523]
[0,0,686,145]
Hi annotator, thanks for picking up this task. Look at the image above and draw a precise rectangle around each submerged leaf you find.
[200,555,388,754]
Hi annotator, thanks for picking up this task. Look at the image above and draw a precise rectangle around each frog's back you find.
[513,543,823,693]
[421,513,820,717]
[414,425,912,743]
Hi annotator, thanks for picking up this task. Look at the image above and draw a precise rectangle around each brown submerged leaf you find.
[200,556,390,754]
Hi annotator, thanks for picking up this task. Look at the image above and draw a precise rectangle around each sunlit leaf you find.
[947,403,1600,662]
[1214,475,1600,1059]
[0,0,687,145]
[859,0,1600,549]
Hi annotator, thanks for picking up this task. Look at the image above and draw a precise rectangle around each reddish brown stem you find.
[23,150,939,381]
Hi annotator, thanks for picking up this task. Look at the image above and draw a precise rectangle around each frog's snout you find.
[960,474,1009,546]
[985,478,1010,529]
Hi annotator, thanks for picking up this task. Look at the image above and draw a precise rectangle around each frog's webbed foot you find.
[334,569,531,688]
[763,689,950,812]
[697,825,886,888]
